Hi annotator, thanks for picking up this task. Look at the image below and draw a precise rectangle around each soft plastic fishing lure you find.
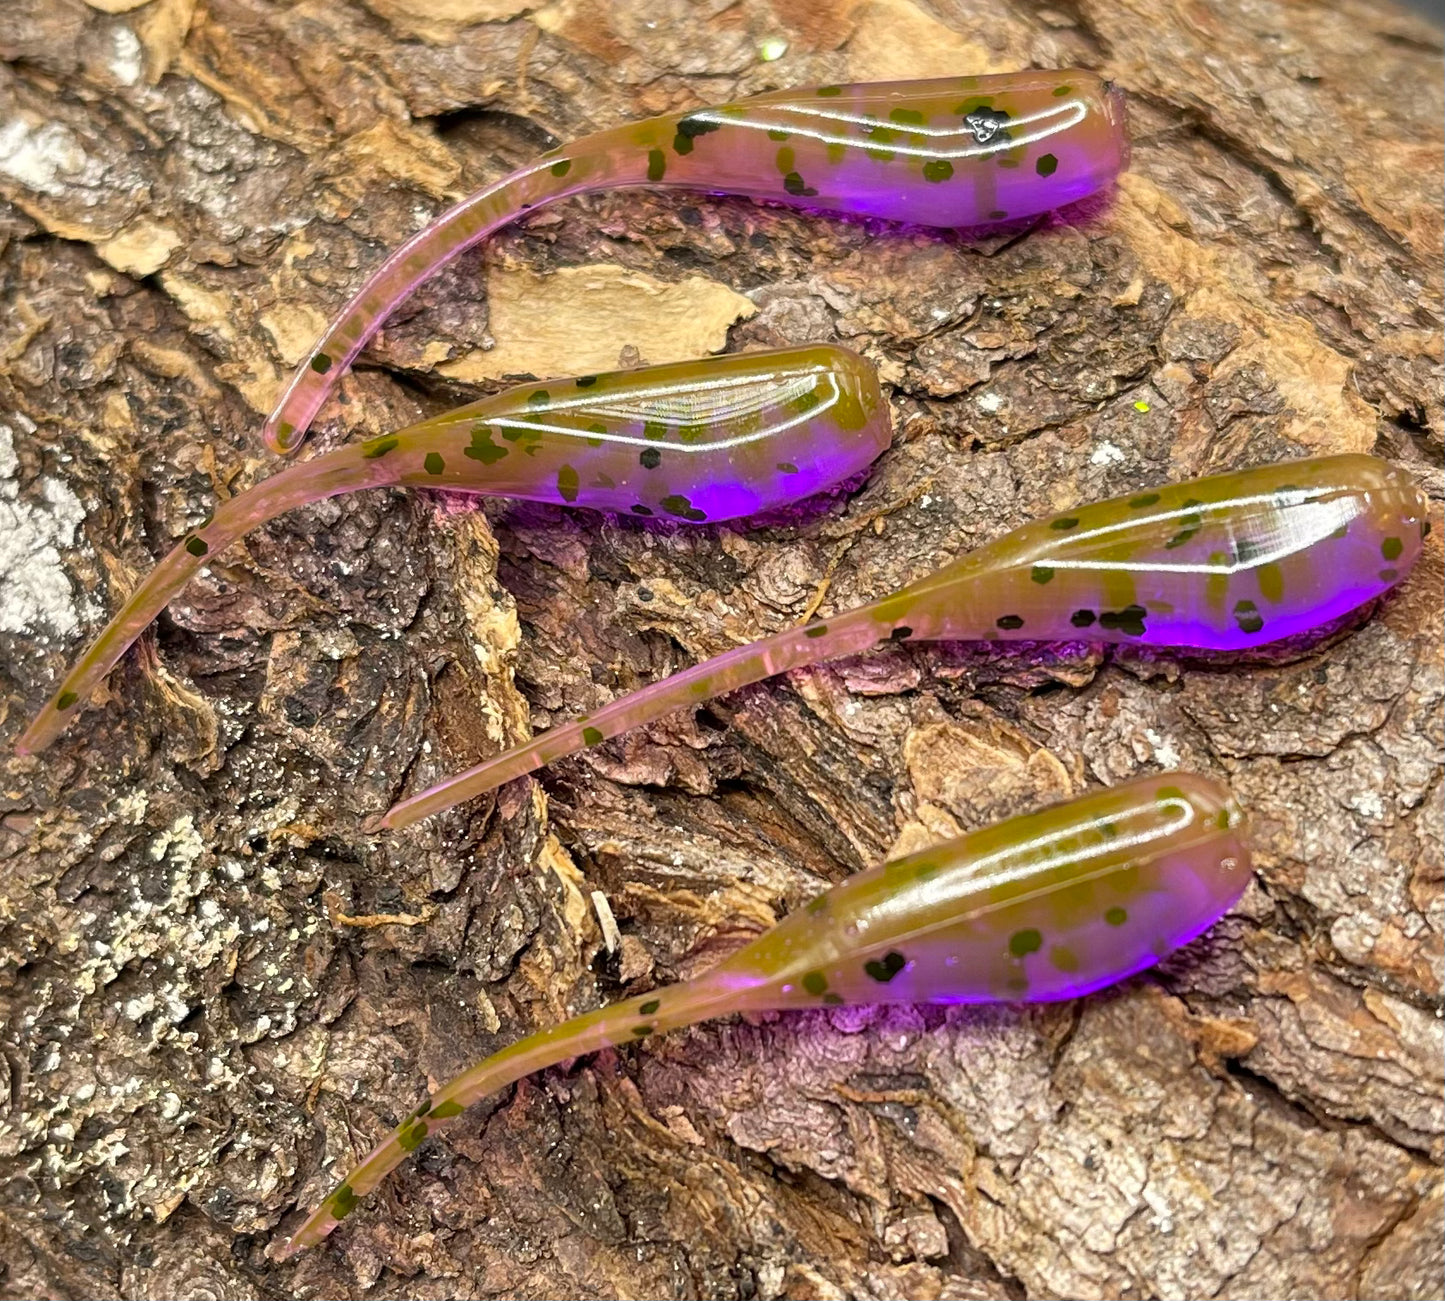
[16,345,888,756]
[378,454,1427,830]
[265,71,1127,453]
[279,772,1250,1257]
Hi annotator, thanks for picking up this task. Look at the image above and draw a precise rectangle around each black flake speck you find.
[1098,605,1147,637]
[1233,600,1264,634]
[863,951,907,983]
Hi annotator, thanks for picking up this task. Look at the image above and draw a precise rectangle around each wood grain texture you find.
[1,1,1441,1297]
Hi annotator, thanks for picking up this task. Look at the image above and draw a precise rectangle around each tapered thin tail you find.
[264,132,639,455]
[15,444,391,755]
[278,975,736,1259]
[373,603,888,831]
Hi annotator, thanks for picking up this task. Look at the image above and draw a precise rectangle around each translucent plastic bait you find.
[16,345,888,756]
[378,454,1427,830]
[279,772,1249,1258]
[265,71,1127,453]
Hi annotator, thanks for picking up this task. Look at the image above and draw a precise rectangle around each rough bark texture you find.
[1,1,1442,1298]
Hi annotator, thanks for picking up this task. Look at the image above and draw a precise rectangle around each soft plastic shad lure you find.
[16,345,887,756]
[379,454,1427,830]
[280,773,1250,1258]
[265,71,1128,453]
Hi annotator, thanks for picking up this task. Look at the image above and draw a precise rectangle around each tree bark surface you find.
[1,2,1442,1298]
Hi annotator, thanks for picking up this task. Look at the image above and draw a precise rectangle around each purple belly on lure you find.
[265,72,1127,453]
[15,345,888,756]
[731,773,1248,1010]
[278,773,1249,1259]
[668,72,1127,228]
[378,454,1428,830]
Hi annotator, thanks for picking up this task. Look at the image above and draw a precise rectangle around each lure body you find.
[266,72,1127,452]
[379,454,1427,829]
[280,773,1250,1257]
[16,345,887,756]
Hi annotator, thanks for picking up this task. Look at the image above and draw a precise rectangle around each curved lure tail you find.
[378,454,1428,830]
[282,771,1250,1258]
[278,978,735,1258]
[266,71,1126,452]
[17,345,888,756]
[374,601,889,830]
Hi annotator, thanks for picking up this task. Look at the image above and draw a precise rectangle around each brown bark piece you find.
[1,1,1441,1297]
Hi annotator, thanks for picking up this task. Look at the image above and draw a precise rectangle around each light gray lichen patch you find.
[0,423,91,638]
[108,26,143,88]
[0,116,102,197]
[149,814,207,872]
[0,794,325,1230]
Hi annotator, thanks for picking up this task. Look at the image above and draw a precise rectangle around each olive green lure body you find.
[280,773,1249,1258]
[380,454,1428,830]
[266,71,1127,452]
[16,345,887,756]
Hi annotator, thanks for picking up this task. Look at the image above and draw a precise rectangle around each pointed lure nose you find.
[1386,463,1431,533]
[1358,457,1430,574]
